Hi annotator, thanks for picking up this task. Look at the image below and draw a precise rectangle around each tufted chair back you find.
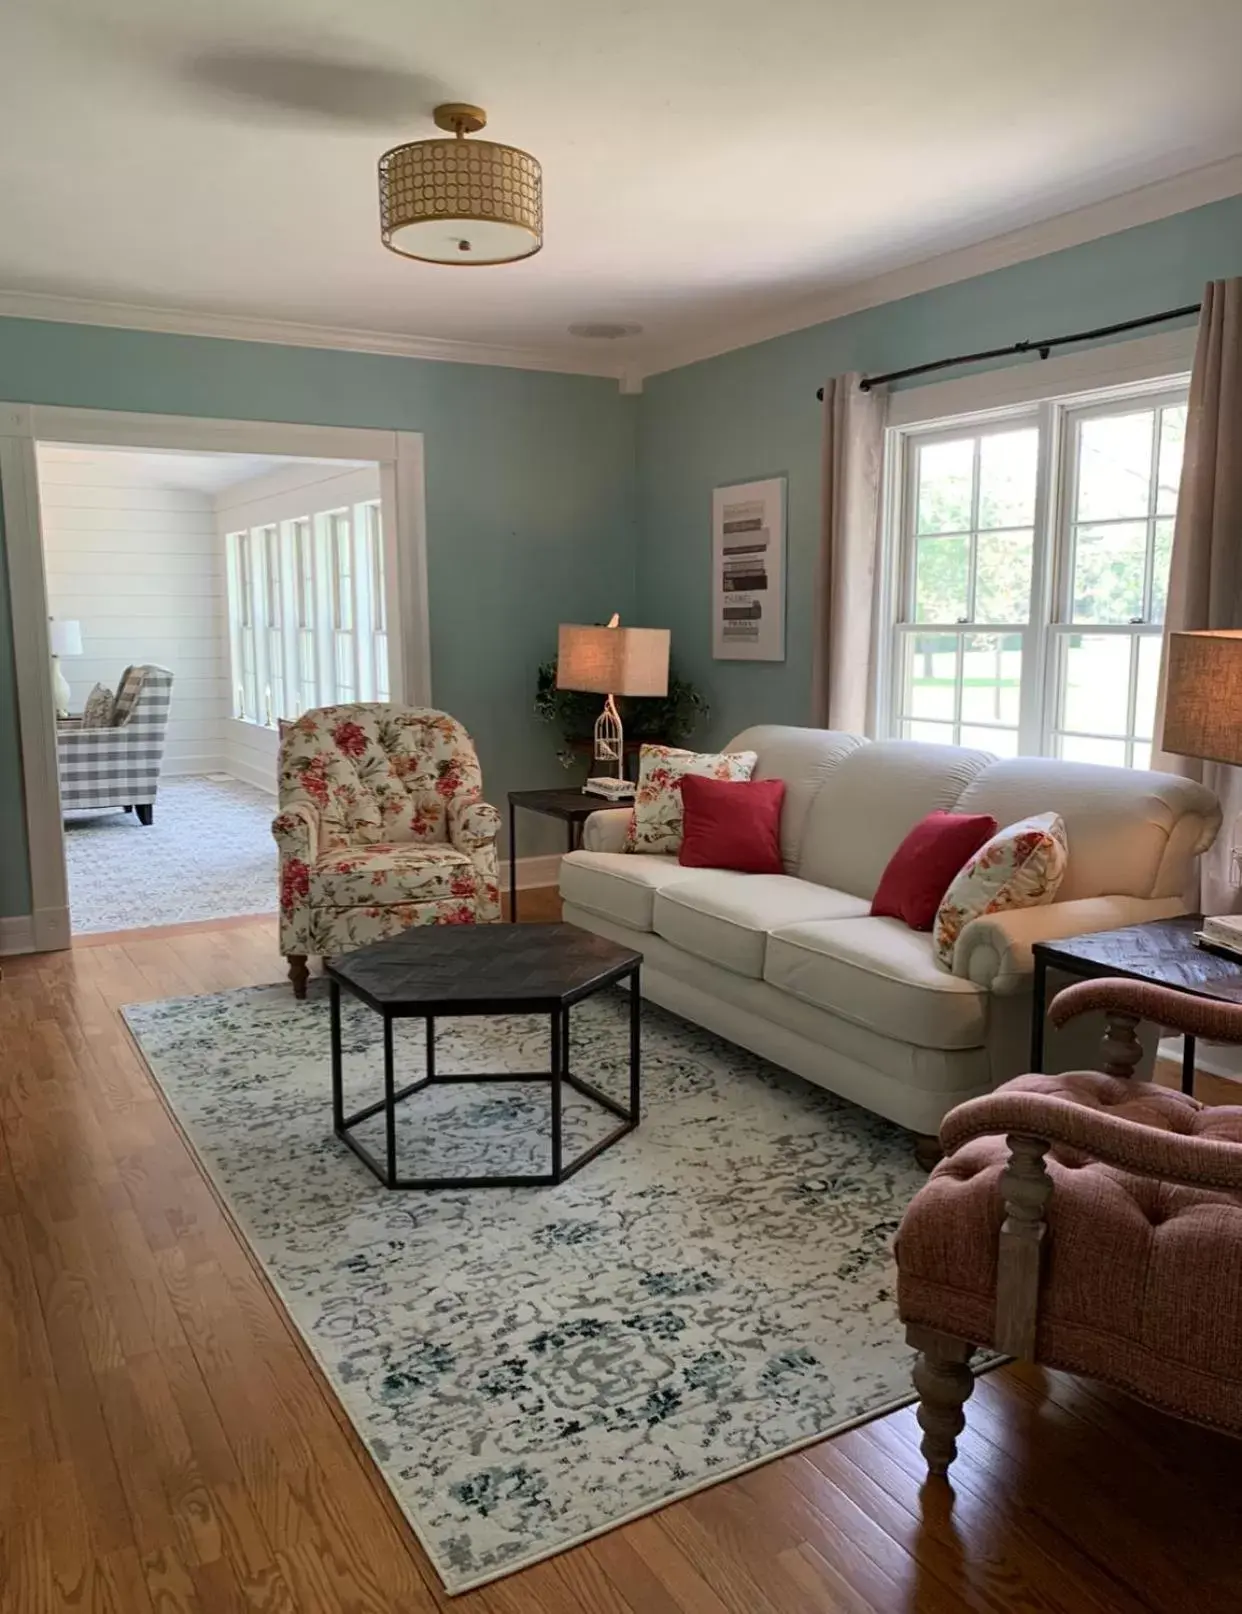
[278,705,484,852]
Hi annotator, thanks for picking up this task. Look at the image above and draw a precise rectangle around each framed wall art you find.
[711,475,786,661]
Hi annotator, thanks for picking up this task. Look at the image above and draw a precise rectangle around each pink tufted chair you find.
[896,977,1242,1475]
[272,705,501,996]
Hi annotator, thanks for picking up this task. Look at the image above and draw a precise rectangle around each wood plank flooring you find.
[1,898,1240,1612]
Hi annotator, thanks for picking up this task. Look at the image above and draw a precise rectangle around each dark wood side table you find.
[507,788,616,921]
[1031,915,1242,1094]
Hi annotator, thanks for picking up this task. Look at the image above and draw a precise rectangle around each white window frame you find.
[218,467,393,728]
[878,370,1190,764]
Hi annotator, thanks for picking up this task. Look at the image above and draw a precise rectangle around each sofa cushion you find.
[952,756,1221,902]
[559,850,700,932]
[797,740,997,899]
[726,725,867,875]
[653,874,871,979]
[764,916,988,1049]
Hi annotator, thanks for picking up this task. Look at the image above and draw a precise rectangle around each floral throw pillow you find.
[933,811,1068,971]
[81,683,115,728]
[625,744,758,856]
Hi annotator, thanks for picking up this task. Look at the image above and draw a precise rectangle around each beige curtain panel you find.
[1155,278,1242,913]
[812,374,888,732]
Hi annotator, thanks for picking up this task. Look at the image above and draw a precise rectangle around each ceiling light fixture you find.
[378,103,542,266]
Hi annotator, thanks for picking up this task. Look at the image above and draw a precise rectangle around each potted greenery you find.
[534,656,708,772]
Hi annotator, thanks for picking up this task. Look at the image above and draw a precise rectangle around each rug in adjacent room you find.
[124,983,929,1594]
[65,773,277,933]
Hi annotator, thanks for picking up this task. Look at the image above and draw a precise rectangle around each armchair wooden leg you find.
[135,804,153,826]
[288,955,309,999]
[1101,1009,1143,1078]
[913,1134,943,1171]
[908,1324,975,1477]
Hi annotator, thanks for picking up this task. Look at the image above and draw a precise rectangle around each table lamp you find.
[1162,629,1242,929]
[48,617,83,719]
[557,615,670,799]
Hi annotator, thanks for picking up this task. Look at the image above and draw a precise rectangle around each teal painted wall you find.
[636,193,1242,748]
[0,321,639,915]
[6,191,1242,922]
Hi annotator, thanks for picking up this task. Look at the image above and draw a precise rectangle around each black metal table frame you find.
[506,792,605,923]
[328,962,641,1189]
[1031,947,1197,1094]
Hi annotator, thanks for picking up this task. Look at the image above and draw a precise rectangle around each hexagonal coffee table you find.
[325,922,642,1189]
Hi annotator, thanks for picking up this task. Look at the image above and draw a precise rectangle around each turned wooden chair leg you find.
[288,955,309,999]
[1101,1009,1143,1078]
[908,1324,975,1477]
[913,1134,943,1172]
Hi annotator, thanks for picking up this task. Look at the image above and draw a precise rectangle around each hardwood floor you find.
[1,899,1240,1612]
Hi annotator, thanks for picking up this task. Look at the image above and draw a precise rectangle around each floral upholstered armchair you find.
[273,705,501,996]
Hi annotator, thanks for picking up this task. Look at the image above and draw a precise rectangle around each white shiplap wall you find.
[38,451,229,775]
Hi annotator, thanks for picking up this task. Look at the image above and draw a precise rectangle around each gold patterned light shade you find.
[378,103,542,266]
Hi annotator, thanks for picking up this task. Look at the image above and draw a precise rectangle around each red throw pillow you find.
[678,775,786,874]
[871,811,999,931]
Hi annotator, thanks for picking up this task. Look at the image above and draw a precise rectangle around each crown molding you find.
[1,151,1239,388]
[639,152,1242,379]
[0,288,627,382]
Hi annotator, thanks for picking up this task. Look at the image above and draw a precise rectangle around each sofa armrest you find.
[582,808,633,854]
[953,895,1186,993]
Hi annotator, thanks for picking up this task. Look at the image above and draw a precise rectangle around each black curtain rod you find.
[814,302,1201,400]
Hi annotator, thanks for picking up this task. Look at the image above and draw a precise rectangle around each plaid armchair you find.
[57,664,173,825]
[273,705,502,996]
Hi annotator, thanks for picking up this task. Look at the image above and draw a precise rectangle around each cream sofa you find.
[559,727,1220,1139]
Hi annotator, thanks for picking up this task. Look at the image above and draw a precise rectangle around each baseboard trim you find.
[163,755,228,779]
[3,906,72,954]
[0,914,34,955]
[501,854,562,891]
[218,759,278,795]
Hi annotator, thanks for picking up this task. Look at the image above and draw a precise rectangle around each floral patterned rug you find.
[124,982,928,1594]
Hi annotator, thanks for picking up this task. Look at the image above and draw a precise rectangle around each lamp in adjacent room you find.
[1161,628,1242,920]
[557,616,670,799]
[48,618,83,719]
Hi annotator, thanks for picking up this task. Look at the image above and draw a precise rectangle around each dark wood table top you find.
[1034,914,1242,1003]
[326,922,641,1014]
[508,788,619,820]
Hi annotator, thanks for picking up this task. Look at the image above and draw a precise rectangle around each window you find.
[364,501,389,701]
[883,381,1188,767]
[292,517,318,715]
[229,530,259,721]
[222,474,389,728]
[261,525,285,726]
[329,509,355,702]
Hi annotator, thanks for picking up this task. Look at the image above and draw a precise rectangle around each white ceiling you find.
[36,444,364,493]
[4,0,1242,376]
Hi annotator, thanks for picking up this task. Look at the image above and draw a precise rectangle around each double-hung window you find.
[883,378,1188,767]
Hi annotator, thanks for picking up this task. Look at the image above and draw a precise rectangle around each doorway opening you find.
[38,443,389,936]
[1,405,429,957]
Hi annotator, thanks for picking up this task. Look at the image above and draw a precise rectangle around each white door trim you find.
[1,404,431,951]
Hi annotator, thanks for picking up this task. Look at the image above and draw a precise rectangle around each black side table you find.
[1031,914,1242,1094]
[507,788,618,920]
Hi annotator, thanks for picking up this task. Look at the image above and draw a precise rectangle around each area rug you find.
[124,982,931,1593]
[65,773,277,933]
